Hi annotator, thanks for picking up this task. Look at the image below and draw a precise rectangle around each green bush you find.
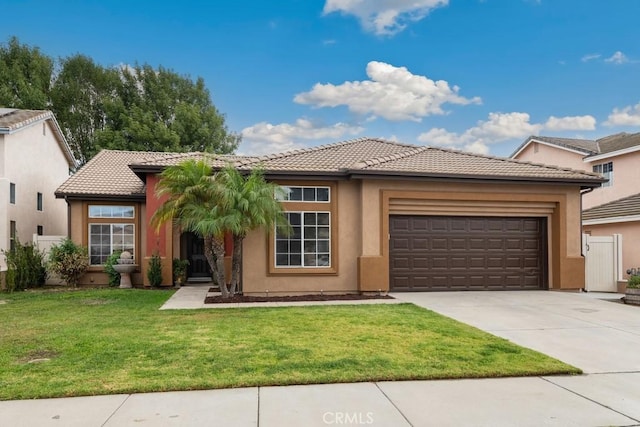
[172,258,189,284]
[628,275,640,289]
[147,252,163,287]
[104,251,122,287]
[1,239,47,292]
[48,239,89,288]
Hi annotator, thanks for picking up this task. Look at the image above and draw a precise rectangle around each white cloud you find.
[294,61,481,122]
[323,0,448,36]
[605,51,629,65]
[604,102,640,126]
[418,112,596,154]
[240,119,364,155]
[544,115,596,131]
[581,53,601,62]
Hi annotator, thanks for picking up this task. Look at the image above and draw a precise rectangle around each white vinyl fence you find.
[583,234,622,292]
[33,234,66,285]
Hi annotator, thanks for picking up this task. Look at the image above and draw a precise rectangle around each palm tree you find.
[216,165,289,294]
[150,158,229,296]
[151,159,289,298]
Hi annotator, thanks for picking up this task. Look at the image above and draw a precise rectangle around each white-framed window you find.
[89,223,135,265]
[276,186,330,202]
[275,212,331,268]
[37,192,43,211]
[88,205,135,218]
[593,162,613,188]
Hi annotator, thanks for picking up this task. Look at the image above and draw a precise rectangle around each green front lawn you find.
[0,289,579,400]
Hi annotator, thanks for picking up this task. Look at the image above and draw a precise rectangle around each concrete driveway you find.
[394,290,640,423]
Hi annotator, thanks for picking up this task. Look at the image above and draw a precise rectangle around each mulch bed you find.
[205,288,394,304]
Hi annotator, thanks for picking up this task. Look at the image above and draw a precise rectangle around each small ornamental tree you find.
[48,239,89,288]
[147,252,163,288]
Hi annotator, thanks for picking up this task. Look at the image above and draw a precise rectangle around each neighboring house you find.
[55,138,603,294]
[0,109,76,271]
[511,132,640,279]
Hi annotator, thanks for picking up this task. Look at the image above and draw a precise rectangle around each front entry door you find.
[182,232,212,279]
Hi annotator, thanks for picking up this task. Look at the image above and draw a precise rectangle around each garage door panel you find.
[389,215,547,291]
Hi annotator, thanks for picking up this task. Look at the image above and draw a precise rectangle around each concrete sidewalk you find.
[2,291,640,426]
[1,376,638,426]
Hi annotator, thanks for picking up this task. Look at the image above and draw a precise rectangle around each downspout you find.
[65,196,71,239]
[580,187,594,257]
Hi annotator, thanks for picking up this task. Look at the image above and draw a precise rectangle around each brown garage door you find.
[389,216,547,291]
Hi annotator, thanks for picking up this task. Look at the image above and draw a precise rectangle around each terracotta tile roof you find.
[57,138,604,198]
[583,193,640,221]
[55,150,176,198]
[236,137,418,172]
[0,108,76,166]
[131,152,256,168]
[351,145,604,182]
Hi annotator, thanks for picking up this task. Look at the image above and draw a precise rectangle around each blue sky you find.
[2,0,640,157]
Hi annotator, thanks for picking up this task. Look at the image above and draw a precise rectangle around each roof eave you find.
[55,192,146,202]
[347,169,605,189]
[584,144,640,162]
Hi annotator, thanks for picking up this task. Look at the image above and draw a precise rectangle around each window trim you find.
[276,185,331,203]
[274,211,332,269]
[88,222,136,266]
[84,202,139,270]
[268,181,338,275]
[88,205,136,219]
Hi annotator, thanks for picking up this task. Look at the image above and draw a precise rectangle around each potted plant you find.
[172,258,189,288]
[624,274,640,306]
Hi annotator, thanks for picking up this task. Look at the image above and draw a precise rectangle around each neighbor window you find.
[593,162,613,188]
[37,192,43,211]
[276,186,330,202]
[9,221,16,252]
[9,183,15,204]
[37,225,43,236]
[275,212,331,268]
[87,205,136,265]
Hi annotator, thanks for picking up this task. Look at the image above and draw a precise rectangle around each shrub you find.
[628,275,640,289]
[147,252,163,287]
[1,239,47,292]
[172,258,189,284]
[48,239,89,288]
[104,251,122,287]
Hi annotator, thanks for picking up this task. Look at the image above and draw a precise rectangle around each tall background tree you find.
[0,36,53,109]
[0,37,240,164]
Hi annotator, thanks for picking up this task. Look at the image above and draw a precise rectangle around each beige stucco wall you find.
[583,151,640,209]
[584,221,640,280]
[516,142,588,173]
[242,179,361,295]
[242,178,586,294]
[1,121,70,270]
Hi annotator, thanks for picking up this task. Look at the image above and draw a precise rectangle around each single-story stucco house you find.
[55,137,604,294]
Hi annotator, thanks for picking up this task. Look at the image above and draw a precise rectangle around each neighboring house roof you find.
[594,132,640,155]
[583,192,640,224]
[0,108,77,167]
[56,138,605,199]
[511,132,640,161]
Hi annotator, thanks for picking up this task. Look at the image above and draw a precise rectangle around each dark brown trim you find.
[56,193,145,202]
